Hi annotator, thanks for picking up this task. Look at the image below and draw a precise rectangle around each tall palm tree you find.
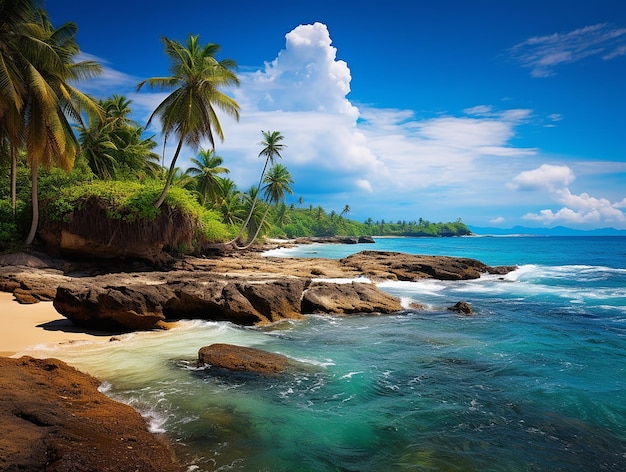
[238,163,293,248]
[0,4,101,245]
[1,0,41,213]
[231,130,285,245]
[137,34,240,209]
[186,148,230,206]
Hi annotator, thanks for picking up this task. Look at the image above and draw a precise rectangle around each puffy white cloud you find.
[509,23,626,77]
[507,164,575,191]
[515,167,626,226]
[233,22,358,119]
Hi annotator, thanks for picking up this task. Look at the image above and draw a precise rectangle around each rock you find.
[54,283,170,331]
[0,356,181,472]
[342,251,514,281]
[53,274,308,331]
[448,301,473,315]
[198,343,294,375]
[0,265,69,304]
[358,236,376,243]
[302,281,403,315]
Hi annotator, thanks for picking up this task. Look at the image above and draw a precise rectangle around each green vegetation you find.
[0,0,470,257]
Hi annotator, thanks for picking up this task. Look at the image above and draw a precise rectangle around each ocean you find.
[22,236,626,471]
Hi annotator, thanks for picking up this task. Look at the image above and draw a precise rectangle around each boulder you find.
[448,301,473,315]
[198,343,294,375]
[53,274,309,331]
[302,281,402,315]
[0,356,181,472]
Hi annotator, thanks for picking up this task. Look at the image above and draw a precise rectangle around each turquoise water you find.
[23,236,626,471]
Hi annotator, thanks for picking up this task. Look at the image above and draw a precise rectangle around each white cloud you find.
[513,166,626,226]
[509,23,626,77]
[490,216,506,224]
[507,164,575,191]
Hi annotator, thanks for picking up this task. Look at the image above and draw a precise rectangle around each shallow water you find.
[22,236,626,471]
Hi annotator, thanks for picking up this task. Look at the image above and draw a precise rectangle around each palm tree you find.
[231,130,285,245]
[137,34,240,209]
[2,6,101,245]
[1,0,41,213]
[186,148,230,206]
[239,163,293,248]
[340,204,351,218]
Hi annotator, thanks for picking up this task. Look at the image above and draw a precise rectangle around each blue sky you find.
[47,0,626,229]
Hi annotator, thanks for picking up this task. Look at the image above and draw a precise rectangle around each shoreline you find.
[0,292,109,357]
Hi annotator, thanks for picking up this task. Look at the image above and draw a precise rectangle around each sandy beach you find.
[0,292,108,357]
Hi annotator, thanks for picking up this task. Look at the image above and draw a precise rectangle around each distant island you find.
[468,225,626,236]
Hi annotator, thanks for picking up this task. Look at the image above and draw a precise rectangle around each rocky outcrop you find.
[302,281,402,315]
[341,251,516,281]
[0,356,181,472]
[198,343,300,375]
[2,250,516,331]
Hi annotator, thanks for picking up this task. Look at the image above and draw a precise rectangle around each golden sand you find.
[0,292,106,357]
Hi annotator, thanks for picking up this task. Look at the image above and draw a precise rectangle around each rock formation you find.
[302,281,402,314]
[198,343,300,375]
[0,356,181,472]
[1,250,516,331]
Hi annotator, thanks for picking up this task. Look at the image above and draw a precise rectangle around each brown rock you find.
[448,301,474,315]
[342,251,514,281]
[198,343,292,375]
[0,356,181,472]
[301,281,403,315]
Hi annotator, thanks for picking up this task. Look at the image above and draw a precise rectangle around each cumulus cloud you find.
[512,165,626,226]
[509,23,626,77]
[507,164,575,191]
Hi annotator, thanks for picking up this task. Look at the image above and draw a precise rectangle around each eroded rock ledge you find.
[0,250,516,331]
[0,356,182,472]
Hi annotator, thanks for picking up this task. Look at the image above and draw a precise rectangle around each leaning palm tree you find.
[186,148,230,206]
[238,163,293,249]
[137,34,240,208]
[231,130,285,245]
[20,11,101,245]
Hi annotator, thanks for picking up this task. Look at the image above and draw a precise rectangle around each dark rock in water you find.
[302,281,402,315]
[0,356,181,472]
[358,236,376,243]
[198,343,296,375]
[342,251,515,281]
[448,301,473,315]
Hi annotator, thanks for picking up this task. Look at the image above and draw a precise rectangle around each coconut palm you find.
[186,148,230,206]
[0,5,101,245]
[231,130,285,245]
[238,163,293,248]
[0,0,42,212]
[137,34,240,209]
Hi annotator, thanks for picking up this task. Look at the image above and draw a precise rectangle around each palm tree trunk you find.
[236,205,270,250]
[227,157,269,245]
[154,138,184,209]
[25,160,38,246]
[10,144,17,214]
